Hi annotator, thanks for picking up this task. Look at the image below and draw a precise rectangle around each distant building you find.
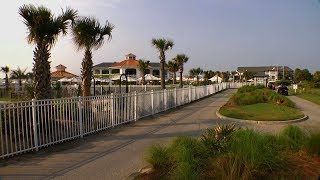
[93,53,169,79]
[51,64,78,81]
[236,66,293,84]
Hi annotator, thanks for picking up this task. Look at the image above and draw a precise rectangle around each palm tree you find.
[138,59,150,85]
[151,38,174,89]
[167,60,179,84]
[203,71,211,84]
[1,66,10,91]
[215,71,221,83]
[19,4,77,99]
[26,72,34,84]
[172,54,189,88]
[190,67,203,85]
[11,67,27,90]
[72,17,114,97]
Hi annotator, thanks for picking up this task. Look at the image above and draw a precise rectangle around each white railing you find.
[0,82,248,158]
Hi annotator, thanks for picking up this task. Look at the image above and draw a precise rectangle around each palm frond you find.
[72,16,113,51]
[138,59,150,74]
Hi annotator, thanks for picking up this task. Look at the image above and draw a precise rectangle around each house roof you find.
[237,66,293,73]
[111,59,140,67]
[51,71,77,78]
[56,64,66,69]
[237,66,272,72]
[93,62,115,68]
[125,53,136,57]
[149,62,160,68]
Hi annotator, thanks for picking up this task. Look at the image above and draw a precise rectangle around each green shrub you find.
[278,125,307,151]
[305,133,320,156]
[201,124,236,155]
[238,85,264,93]
[267,91,295,107]
[227,129,283,171]
[146,144,171,169]
[169,136,208,179]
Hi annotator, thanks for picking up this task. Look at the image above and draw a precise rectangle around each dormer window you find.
[125,53,136,60]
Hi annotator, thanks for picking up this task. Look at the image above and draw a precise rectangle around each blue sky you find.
[1,0,320,78]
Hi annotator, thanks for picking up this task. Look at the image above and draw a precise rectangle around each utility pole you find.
[283,66,285,80]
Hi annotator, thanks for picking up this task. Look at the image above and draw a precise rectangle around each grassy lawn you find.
[220,103,304,121]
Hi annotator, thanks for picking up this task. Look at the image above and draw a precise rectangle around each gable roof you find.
[93,62,115,68]
[111,59,140,67]
[51,71,77,78]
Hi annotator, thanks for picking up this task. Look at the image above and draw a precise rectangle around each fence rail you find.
[0,82,248,158]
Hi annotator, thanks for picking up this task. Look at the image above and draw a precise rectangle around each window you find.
[111,69,120,74]
[125,69,136,75]
[94,70,100,74]
[145,69,150,74]
[153,70,160,77]
[102,70,109,74]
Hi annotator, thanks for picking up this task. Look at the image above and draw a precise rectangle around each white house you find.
[93,53,169,79]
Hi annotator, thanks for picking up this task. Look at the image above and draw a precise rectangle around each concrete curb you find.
[216,107,309,124]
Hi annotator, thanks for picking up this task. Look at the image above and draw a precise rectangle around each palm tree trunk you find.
[82,49,93,97]
[160,51,166,90]
[197,76,199,86]
[5,74,9,92]
[173,72,176,84]
[142,73,145,85]
[33,41,52,99]
[179,71,183,88]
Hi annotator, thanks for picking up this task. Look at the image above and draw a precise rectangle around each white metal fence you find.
[0,82,248,158]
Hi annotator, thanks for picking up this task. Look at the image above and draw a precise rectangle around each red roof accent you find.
[51,71,77,78]
[111,59,140,67]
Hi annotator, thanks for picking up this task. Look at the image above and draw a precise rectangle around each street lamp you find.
[119,73,128,94]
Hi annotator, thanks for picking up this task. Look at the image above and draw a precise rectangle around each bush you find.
[278,125,307,151]
[144,125,320,179]
[201,124,236,155]
[267,91,295,107]
[238,85,264,93]
[305,133,320,156]
[146,145,171,169]
[230,88,295,107]
[169,136,208,179]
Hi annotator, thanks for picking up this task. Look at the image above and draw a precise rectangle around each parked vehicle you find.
[277,85,289,96]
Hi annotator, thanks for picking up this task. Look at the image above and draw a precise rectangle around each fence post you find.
[151,90,154,115]
[32,99,39,151]
[78,96,83,138]
[164,89,167,110]
[188,86,191,103]
[111,93,115,127]
[134,91,137,121]
[174,88,177,108]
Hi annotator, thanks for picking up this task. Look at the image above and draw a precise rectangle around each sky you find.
[1,0,320,78]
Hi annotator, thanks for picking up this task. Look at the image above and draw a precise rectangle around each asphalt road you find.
[0,89,319,180]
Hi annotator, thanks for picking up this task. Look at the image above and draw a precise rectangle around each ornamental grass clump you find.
[143,125,320,179]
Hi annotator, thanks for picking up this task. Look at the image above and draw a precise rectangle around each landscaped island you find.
[219,85,304,121]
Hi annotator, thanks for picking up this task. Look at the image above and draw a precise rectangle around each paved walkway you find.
[0,90,319,180]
